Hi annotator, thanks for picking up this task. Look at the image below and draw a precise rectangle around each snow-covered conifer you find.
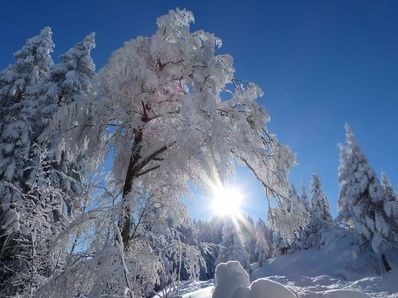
[0,27,55,231]
[51,33,96,106]
[0,27,54,108]
[300,184,310,211]
[311,173,332,222]
[217,219,250,269]
[381,173,398,219]
[298,173,333,249]
[254,218,272,264]
[40,33,96,216]
[338,125,397,271]
[0,28,55,295]
[269,184,309,254]
[0,29,97,296]
[241,215,256,262]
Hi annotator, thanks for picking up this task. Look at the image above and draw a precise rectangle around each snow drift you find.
[212,261,250,298]
[213,261,296,298]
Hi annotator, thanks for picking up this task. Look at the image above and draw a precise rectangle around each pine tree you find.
[311,173,332,222]
[217,218,250,269]
[299,173,333,249]
[338,125,397,272]
[269,184,309,254]
[0,27,55,232]
[382,174,397,202]
[0,27,54,108]
[0,28,55,295]
[0,30,97,296]
[380,173,398,250]
[51,33,96,106]
[254,218,272,264]
[41,33,96,216]
[241,215,256,263]
[300,184,310,212]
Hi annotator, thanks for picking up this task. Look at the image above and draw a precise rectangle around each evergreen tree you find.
[0,30,97,296]
[254,218,272,264]
[381,173,398,247]
[241,215,257,263]
[217,218,250,269]
[338,125,397,272]
[300,184,310,211]
[311,173,332,222]
[0,27,55,233]
[381,174,397,202]
[41,33,96,216]
[299,173,333,249]
[0,28,55,295]
[269,184,309,254]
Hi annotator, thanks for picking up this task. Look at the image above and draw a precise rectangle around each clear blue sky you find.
[2,0,398,220]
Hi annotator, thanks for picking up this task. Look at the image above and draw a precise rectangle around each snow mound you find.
[213,262,296,298]
[244,278,296,298]
[231,286,250,298]
[184,286,214,298]
[323,289,372,298]
[212,261,250,298]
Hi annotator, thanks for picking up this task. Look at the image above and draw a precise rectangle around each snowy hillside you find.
[165,256,398,297]
[251,245,398,297]
[157,234,398,297]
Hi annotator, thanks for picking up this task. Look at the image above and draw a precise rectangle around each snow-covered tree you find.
[195,217,224,244]
[40,9,294,296]
[1,9,295,296]
[254,218,272,264]
[268,184,309,255]
[0,27,56,296]
[57,8,294,249]
[240,215,256,263]
[8,145,70,295]
[0,27,54,233]
[298,173,333,249]
[0,27,54,108]
[217,218,250,269]
[381,173,398,220]
[51,33,96,106]
[311,173,332,222]
[0,29,97,296]
[41,33,96,217]
[338,125,397,272]
[300,184,310,212]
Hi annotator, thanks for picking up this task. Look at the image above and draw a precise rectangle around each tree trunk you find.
[119,129,143,250]
[382,253,392,272]
[118,102,172,250]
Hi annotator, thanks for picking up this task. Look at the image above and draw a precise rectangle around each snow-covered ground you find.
[249,232,398,297]
[171,272,397,298]
[156,233,398,297]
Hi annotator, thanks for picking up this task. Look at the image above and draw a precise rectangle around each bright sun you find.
[211,184,243,217]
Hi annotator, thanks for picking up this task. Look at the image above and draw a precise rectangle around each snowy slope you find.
[157,232,398,298]
[250,232,398,297]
